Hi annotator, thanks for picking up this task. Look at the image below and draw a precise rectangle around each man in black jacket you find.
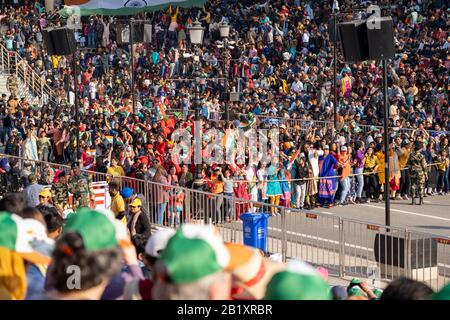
[128,198,151,250]
[294,154,309,210]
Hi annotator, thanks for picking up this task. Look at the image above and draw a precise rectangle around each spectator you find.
[109,182,127,225]
[127,198,151,250]
[122,228,176,300]
[0,212,51,300]
[41,209,125,300]
[23,174,44,207]
[0,193,27,215]
[380,277,434,300]
[152,224,232,300]
[35,188,53,213]
[41,206,64,240]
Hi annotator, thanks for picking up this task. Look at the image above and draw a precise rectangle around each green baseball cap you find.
[373,288,383,299]
[432,284,450,300]
[0,212,52,265]
[348,286,366,297]
[63,208,128,251]
[264,260,332,300]
[158,224,230,284]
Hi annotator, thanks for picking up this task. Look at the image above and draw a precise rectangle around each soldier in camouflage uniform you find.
[6,74,18,97]
[68,162,95,210]
[408,141,428,205]
[51,171,70,215]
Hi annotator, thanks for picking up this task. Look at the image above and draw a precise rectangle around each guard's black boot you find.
[419,197,424,205]
[411,197,416,205]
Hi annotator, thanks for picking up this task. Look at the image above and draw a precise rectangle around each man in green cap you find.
[152,224,232,300]
[42,208,128,300]
[346,278,378,300]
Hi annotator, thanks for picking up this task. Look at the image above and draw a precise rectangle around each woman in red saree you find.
[234,170,250,220]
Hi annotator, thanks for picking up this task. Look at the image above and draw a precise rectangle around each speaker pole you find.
[72,51,80,161]
[382,58,390,229]
[130,18,136,115]
[333,13,338,129]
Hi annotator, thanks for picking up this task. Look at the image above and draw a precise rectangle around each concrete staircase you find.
[0,69,47,105]
[0,44,56,106]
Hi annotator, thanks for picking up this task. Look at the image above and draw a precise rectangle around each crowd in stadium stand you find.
[0,0,449,300]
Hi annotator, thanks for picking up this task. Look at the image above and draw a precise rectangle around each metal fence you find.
[254,115,447,136]
[1,153,449,290]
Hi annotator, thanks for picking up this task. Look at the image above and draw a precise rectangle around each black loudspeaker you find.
[50,28,76,55]
[116,23,144,44]
[42,29,56,56]
[328,17,340,43]
[374,233,437,269]
[338,20,369,63]
[132,23,144,43]
[366,17,395,60]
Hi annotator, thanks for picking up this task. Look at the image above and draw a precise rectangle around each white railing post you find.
[15,53,18,77]
[281,207,287,263]
[339,217,345,277]
[1,45,4,72]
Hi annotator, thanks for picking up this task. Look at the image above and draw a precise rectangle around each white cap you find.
[145,228,176,258]
[341,146,348,151]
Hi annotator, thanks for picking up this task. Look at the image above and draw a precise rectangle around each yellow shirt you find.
[210,174,224,194]
[363,155,379,170]
[398,148,411,169]
[169,6,179,22]
[438,159,449,172]
[111,193,127,225]
[107,166,126,183]
[51,55,60,69]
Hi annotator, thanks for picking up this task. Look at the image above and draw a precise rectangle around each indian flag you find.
[156,101,167,119]
[60,0,207,17]
[87,149,96,157]
[105,135,114,145]
[287,149,301,168]
[222,128,236,151]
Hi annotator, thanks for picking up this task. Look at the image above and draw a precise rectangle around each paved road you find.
[307,195,450,237]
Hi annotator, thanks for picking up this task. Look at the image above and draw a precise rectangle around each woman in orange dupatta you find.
[337,145,352,205]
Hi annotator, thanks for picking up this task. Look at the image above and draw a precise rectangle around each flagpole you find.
[72,51,80,161]
[130,18,136,115]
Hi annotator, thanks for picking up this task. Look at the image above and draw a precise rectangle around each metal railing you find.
[0,43,57,106]
[1,153,449,290]
[254,115,448,136]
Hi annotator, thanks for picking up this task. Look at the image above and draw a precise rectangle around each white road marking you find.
[319,211,335,215]
[361,204,450,222]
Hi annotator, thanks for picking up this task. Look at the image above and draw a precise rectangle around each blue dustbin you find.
[240,213,271,253]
